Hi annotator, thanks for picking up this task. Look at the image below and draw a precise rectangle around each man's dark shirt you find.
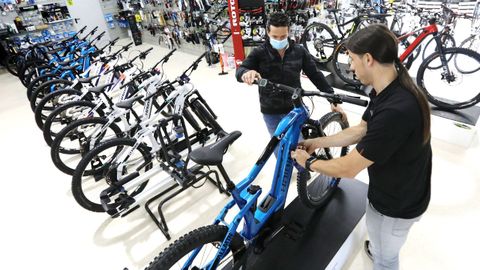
[236,39,333,114]
[356,78,432,219]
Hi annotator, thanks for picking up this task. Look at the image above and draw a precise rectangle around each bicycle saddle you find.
[78,75,101,84]
[115,95,144,109]
[87,83,114,94]
[189,131,242,166]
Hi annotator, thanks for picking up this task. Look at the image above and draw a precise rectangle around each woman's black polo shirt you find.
[356,78,432,219]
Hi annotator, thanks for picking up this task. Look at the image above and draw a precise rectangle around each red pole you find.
[227,0,245,67]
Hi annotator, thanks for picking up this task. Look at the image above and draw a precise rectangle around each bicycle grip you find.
[276,83,297,94]
[141,47,154,57]
[78,25,87,33]
[338,94,368,107]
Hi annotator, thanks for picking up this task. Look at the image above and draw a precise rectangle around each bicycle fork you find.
[433,34,456,83]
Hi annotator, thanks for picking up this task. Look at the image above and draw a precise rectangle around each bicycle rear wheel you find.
[42,100,104,146]
[34,89,82,130]
[5,54,19,76]
[332,41,362,86]
[72,138,151,212]
[30,79,74,111]
[417,47,480,110]
[297,112,349,209]
[301,22,337,63]
[146,225,245,270]
[51,117,123,175]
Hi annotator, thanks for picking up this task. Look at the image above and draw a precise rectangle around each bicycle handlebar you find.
[180,52,207,79]
[88,31,106,46]
[73,26,87,38]
[129,47,154,62]
[152,48,176,69]
[256,79,368,107]
[79,26,98,41]
[104,47,152,74]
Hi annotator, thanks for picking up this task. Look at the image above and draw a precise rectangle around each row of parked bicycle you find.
[301,2,480,110]
[8,24,370,269]
[10,25,251,239]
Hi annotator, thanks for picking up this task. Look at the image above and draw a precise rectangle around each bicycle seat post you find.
[217,164,235,191]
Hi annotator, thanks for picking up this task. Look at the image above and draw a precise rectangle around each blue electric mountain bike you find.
[144,79,367,269]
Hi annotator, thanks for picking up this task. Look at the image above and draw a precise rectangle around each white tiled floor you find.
[1,42,479,270]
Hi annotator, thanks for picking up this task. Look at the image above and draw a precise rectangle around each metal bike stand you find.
[145,168,228,240]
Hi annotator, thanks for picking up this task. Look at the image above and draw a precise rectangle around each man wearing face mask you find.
[236,12,340,144]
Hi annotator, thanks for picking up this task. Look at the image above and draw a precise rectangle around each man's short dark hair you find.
[267,12,290,31]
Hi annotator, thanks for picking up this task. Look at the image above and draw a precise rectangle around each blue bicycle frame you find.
[184,98,310,269]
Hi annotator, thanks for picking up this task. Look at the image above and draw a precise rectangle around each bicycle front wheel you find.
[297,112,349,209]
[146,225,245,270]
[417,47,480,110]
[422,33,456,67]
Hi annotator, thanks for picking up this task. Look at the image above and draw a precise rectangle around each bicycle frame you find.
[61,66,139,121]
[184,99,310,269]
[332,13,363,40]
[86,74,167,150]
[100,82,199,209]
[398,22,440,62]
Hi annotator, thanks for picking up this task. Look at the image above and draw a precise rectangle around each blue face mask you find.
[270,38,288,50]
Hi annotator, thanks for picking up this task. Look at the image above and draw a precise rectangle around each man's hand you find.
[291,147,311,168]
[241,70,262,85]
[331,103,348,123]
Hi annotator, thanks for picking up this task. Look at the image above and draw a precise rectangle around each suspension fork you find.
[433,33,452,76]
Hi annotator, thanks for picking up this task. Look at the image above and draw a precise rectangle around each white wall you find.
[66,0,111,40]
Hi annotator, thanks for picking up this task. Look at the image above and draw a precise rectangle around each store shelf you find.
[47,18,74,24]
